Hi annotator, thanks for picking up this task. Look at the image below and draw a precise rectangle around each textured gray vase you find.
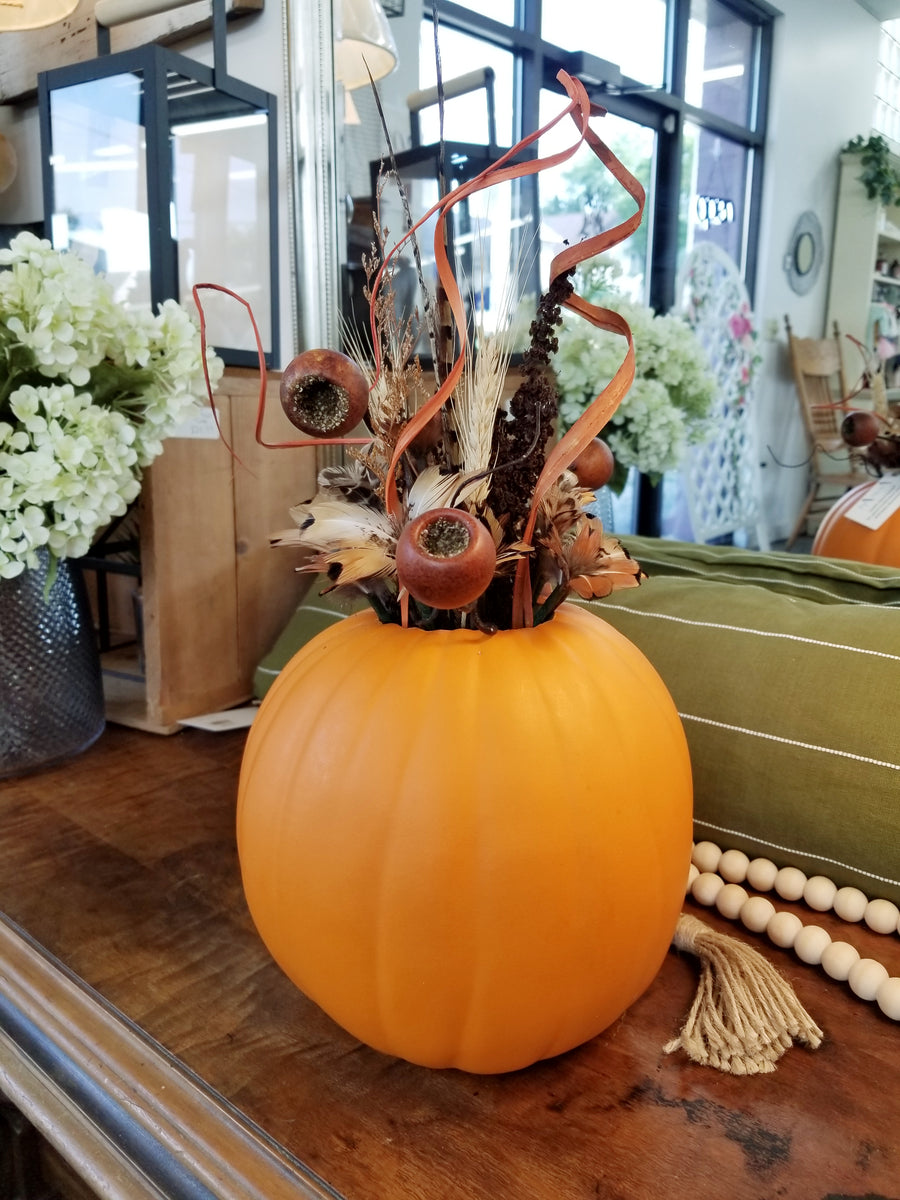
[0,552,105,779]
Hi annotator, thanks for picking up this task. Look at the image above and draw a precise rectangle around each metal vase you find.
[0,553,105,779]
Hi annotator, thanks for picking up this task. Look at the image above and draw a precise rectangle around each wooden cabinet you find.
[826,150,900,380]
[97,368,316,734]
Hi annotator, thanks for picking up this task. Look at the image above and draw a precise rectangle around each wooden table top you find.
[1,724,898,1200]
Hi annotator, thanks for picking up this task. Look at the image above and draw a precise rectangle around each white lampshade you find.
[334,0,398,91]
[0,0,79,31]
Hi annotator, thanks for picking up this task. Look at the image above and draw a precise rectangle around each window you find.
[537,95,655,301]
[417,0,773,532]
[541,0,668,90]
[875,21,900,145]
[685,0,756,126]
[417,25,515,146]
[421,0,772,306]
[680,121,751,273]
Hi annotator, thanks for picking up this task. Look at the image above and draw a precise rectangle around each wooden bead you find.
[821,940,860,982]
[692,841,722,873]
[794,924,831,965]
[833,887,868,923]
[718,849,750,884]
[876,976,900,1020]
[767,910,803,949]
[690,871,725,907]
[802,875,837,913]
[848,958,890,1002]
[745,857,778,893]
[694,855,900,1022]
[715,883,748,920]
[864,898,900,935]
[774,866,807,902]
[740,895,776,933]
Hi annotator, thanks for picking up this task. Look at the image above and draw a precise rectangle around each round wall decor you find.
[785,210,824,295]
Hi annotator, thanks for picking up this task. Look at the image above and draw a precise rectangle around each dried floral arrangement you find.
[840,398,900,472]
[834,341,900,472]
[200,72,647,631]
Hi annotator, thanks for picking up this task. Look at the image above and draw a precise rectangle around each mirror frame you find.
[785,209,824,296]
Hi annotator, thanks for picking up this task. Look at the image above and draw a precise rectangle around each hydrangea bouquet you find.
[0,232,224,579]
[555,274,716,490]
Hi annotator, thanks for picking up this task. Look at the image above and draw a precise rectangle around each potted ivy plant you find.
[843,133,900,207]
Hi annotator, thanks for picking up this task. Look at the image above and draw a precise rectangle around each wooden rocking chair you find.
[783,317,869,548]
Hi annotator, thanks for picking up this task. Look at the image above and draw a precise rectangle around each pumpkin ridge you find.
[368,629,474,1060]
[550,611,686,1055]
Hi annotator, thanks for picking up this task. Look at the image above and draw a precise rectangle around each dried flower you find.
[264,72,647,630]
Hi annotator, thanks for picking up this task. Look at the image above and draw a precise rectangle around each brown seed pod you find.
[570,438,615,490]
[395,508,496,610]
[280,349,369,438]
[840,410,881,448]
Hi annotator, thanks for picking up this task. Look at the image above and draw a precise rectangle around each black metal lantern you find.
[37,0,279,367]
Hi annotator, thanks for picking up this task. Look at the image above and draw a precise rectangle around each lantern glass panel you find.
[40,49,279,367]
[47,73,151,309]
[170,91,274,357]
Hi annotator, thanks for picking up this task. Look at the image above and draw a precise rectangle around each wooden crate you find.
[101,368,316,733]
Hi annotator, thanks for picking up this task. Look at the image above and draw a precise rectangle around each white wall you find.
[753,0,882,539]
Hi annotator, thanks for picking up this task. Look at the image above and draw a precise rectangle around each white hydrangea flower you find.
[0,233,224,574]
[555,287,716,483]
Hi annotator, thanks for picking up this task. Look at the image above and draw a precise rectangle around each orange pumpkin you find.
[237,603,692,1074]
[812,481,900,567]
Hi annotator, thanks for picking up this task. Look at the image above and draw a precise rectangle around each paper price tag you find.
[844,475,900,530]
[179,706,258,732]
[171,407,221,440]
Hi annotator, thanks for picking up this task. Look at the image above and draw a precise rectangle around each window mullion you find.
[668,0,691,98]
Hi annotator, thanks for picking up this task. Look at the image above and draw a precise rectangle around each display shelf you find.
[826,151,900,371]
[878,215,900,244]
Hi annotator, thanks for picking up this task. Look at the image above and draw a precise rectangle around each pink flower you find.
[729,312,753,341]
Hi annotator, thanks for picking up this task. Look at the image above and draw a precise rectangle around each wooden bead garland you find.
[688,841,900,1022]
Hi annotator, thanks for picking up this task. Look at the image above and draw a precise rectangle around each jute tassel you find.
[666,913,824,1075]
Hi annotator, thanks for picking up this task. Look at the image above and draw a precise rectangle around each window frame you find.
[422,0,776,310]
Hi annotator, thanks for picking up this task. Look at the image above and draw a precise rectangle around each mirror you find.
[794,231,815,275]
[785,210,824,296]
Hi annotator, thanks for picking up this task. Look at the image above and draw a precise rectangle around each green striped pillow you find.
[581,574,900,904]
[622,536,900,607]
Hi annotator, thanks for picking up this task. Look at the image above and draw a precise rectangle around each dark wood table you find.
[1,725,898,1200]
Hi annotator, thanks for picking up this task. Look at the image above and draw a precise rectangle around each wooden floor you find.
[1,724,899,1200]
